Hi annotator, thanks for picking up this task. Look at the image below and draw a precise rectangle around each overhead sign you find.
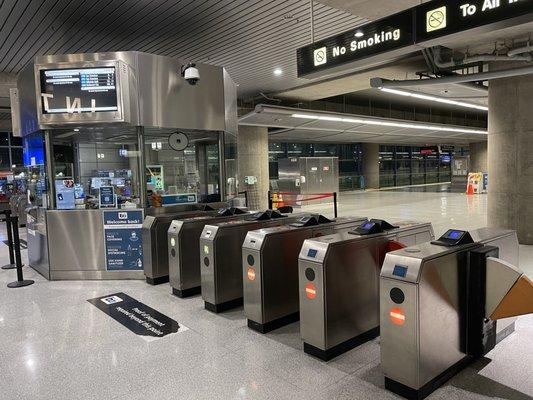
[416,0,533,43]
[297,0,533,77]
[297,10,414,77]
[103,210,144,271]
[88,292,188,341]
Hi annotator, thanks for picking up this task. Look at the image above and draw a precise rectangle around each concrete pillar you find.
[469,141,488,172]
[237,126,269,210]
[488,63,533,244]
[361,143,379,189]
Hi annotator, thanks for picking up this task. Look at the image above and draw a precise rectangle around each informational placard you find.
[297,10,414,77]
[88,292,188,341]
[40,67,118,114]
[55,179,75,210]
[416,0,533,43]
[161,193,197,206]
[103,210,144,271]
[99,186,116,208]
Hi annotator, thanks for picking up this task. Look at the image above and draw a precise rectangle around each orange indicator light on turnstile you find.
[247,267,256,281]
[305,283,317,299]
[389,307,406,326]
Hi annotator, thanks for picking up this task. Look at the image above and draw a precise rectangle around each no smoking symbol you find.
[429,11,445,28]
[426,7,446,32]
[313,47,327,66]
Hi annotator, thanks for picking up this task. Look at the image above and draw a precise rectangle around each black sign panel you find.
[416,0,533,43]
[88,292,186,340]
[297,10,414,77]
[40,67,118,114]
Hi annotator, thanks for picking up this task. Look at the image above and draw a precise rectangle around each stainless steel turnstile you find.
[200,210,304,313]
[380,227,532,399]
[168,207,251,297]
[142,202,227,284]
[243,215,367,333]
[298,220,434,361]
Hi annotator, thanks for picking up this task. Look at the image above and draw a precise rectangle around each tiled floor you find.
[1,191,532,400]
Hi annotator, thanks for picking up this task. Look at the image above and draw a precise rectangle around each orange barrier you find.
[268,191,338,218]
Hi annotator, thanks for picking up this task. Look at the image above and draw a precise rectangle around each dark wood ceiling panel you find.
[0,0,365,97]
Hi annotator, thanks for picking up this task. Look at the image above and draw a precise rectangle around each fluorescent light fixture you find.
[291,113,487,135]
[273,68,283,76]
[379,87,488,112]
[354,31,364,38]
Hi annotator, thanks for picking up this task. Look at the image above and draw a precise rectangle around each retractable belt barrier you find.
[268,191,338,218]
[1,210,16,270]
[4,214,34,289]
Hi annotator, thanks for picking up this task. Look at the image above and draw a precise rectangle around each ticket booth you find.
[11,51,238,280]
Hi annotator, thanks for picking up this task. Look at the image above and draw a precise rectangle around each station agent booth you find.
[10,51,238,280]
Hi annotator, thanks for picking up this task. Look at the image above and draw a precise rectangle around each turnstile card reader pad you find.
[431,229,474,247]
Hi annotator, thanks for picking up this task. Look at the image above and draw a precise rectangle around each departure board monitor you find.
[40,67,118,114]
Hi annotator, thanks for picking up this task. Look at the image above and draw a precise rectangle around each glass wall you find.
[268,143,362,190]
[379,145,453,188]
[0,132,24,171]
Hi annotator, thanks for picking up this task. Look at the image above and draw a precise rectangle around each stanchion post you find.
[7,215,34,288]
[268,190,273,210]
[333,192,338,219]
[244,190,248,208]
[1,210,16,270]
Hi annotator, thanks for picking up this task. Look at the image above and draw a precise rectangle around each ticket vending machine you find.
[298,220,434,361]
[380,228,533,399]
[242,215,367,333]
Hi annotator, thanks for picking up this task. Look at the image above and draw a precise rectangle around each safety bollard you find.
[1,210,16,270]
[7,215,34,288]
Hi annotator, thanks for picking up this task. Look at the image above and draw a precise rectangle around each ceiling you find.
[0,0,366,98]
[239,105,487,145]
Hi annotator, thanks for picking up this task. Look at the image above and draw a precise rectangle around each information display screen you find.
[445,230,463,240]
[40,67,118,114]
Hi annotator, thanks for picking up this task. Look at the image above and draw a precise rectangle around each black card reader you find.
[349,219,399,235]
[431,229,474,247]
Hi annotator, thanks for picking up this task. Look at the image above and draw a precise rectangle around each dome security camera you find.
[181,62,200,85]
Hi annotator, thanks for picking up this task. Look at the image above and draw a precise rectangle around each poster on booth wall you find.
[102,210,144,271]
[55,179,76,210]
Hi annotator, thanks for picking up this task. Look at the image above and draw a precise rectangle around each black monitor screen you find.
[40,67,118,114]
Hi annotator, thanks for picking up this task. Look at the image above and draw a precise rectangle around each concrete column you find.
[469,141,488,172]
[237,126,269,210]
[361,143,380,189]
[488,63,533,244]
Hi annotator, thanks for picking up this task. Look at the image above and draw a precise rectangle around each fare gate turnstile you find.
[200,210,305,313]
[298,220,435,361]
[168,207,251,298]
[243,215,368,333]
[143,202,227,285]
[380,227,533,400]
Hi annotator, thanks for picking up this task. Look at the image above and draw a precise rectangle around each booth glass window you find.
[144,130,221,205]
[44,129,143,210]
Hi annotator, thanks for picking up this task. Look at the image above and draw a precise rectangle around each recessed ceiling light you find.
[273,68,283,76]
[354,31,364,38]
[74,128,80,132]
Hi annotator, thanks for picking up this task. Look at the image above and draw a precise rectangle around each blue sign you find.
[99,186,116,208]
[103,210,144,271]
[161,193,197,206]
[55,179,76,210]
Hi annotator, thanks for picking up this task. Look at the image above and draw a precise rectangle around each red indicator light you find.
[390,307,406,326]
[247,268,256,281]
[305,283,317,299]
